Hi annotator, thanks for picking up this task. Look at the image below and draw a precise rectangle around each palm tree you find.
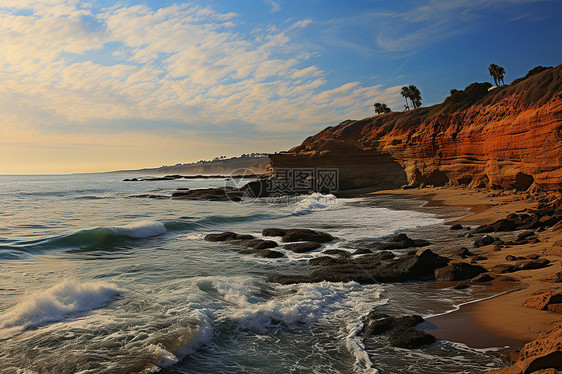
[496,65,506,85]
[408,85,422,109]
[488,63,499,86]
[401,86,411,110]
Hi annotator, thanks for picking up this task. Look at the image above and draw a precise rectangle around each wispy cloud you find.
[263,0,281,13]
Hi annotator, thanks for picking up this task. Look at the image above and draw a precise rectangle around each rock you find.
[322,249,351,257]
[453,283,470,289]
[506,255,518,261]
[274,249,449,284]
[522,290,562,310]
[556,272,562,282]
[280,229,335,243]
[517,259,550,270]
[464,233,473,238]
[352,248,373,255]
[370,234,431,251]
[361,312,424,336]
[492,264,518,273]
[485,326,562,374]
[386,327,436,349]
[458,247,474,259]
[172,187,243,201]
[546,303,562,314]
[252,240,279,249]
[255,249,284,258]
[528,254,540,260]
[262,228,287,237]
[204,232,238,242]
[517,231,537,241]
[472,273,494,282]
[450,224,464,230]
[493,243,503,251]
[435,262,487,281]
[474,235,495,247]
[283,242,322,253]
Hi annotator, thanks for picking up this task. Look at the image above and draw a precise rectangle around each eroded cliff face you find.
[270,65,562,193]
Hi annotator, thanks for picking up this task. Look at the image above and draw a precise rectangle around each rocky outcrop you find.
[272,248,449,284]
[485,325,562,374]
[269,65,562,193]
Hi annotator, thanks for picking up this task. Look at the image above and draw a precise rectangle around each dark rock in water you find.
[360,312,434,349]
[308,256,346,266]
[281,229,335,243]
[435,262,487,281]
[171,187,243,201]
[322,249,351,257]
[386,327,436,348]
[204,232,238,242]
[263,228,334,242]
[361,312,423,336]
[255,249,284,258]
[472,273,494,282]
[352,248,373,255]
[370,234,431,251]
[262,228,287,237]
[474,235,494,247]
[453,283,470,289]
[458,247,474,259]
[506,255,518,261]
[235,234,255,240]
[450,224,464,230]
[283,242,321,253]
[516,259,550,270]
[240,239,278,249]
[123,178,138,181]
[274,249,449,284]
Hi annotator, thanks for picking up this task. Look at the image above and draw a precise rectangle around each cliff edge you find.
[270,65,562,193]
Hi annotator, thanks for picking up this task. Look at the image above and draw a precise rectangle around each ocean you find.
[0,173,507,373]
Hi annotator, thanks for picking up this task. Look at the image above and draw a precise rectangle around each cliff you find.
[270,65,562,193]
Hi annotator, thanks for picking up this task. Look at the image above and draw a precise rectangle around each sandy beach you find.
[372,187,562,354]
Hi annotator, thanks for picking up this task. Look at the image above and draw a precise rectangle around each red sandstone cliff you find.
[270,65,562,192]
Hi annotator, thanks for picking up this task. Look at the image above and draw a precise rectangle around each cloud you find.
[263,0,281,13]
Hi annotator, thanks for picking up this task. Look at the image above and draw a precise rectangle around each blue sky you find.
[0,0,560,173]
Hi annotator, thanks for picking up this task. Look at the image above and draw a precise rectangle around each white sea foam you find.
[0,280,121,338]
[110,220,167,238]
[291,193,342,214]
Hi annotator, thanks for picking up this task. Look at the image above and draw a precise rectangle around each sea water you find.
[0,174,506,373]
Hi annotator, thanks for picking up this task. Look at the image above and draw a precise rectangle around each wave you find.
[0,280,121,338]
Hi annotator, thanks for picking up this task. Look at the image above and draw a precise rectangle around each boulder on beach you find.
[474,235,495,247]
[434,262,487,281]
[522,290,562,310]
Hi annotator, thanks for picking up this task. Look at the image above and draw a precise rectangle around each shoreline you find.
[370,187,562,352]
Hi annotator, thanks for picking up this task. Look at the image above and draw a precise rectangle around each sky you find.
[0,0,560,174]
